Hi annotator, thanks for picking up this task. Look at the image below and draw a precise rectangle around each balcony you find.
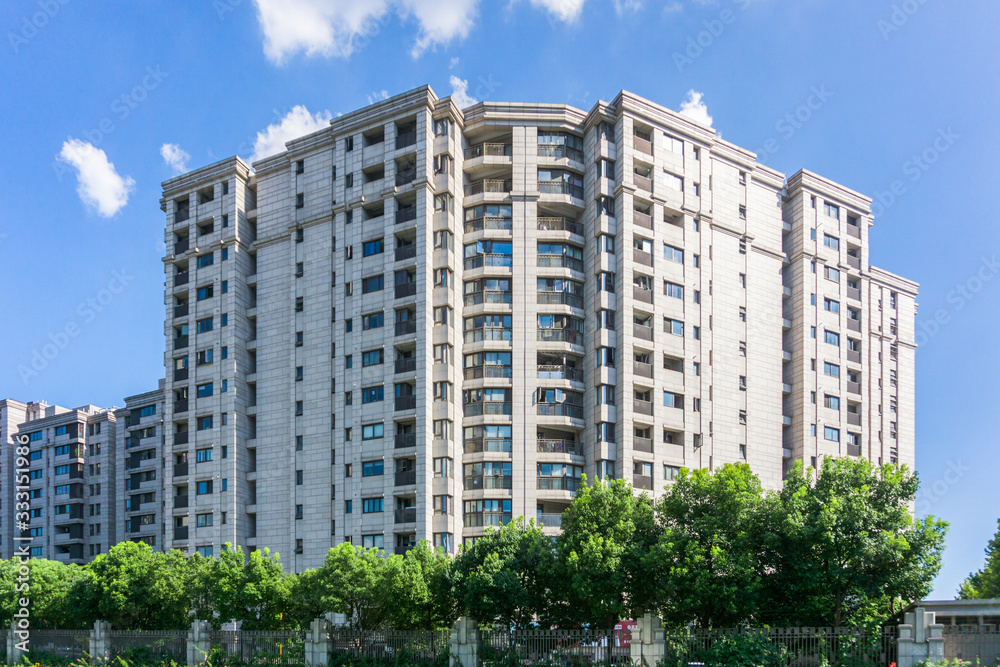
[174,431,189,446]
[173,400,188,413]
[633,474,653,490]
[174,271,189,286]
[537,476,580,492]
[464,401,512,417]
[395,395,417,411]
[394,507,417,523]
[633,324,654,342]
[464,512,513,528]
[395,132,417,150]
[847,443,862,457]
[633,361,653,379]
[633,134,653,154]
[847,255,862,270]
[394,433,416,449]
[538,180,583,199]
[465,253,513,270]
[464,365,513,380]
[395,320,417,336]
[847,319,862,333]
[465,179,512,196]
[537,365,584,382]
[395,245,417,262]
[537,513,562,528]
[464,290,512,307]
[464,475,513,491]
[847,224,861,239]
[175,208,190,223]
[174,495,189,509]
[173,304,188,318]
[633,286,653,304]
[847,413,862,426]
[395,207,417,225]
[634,436,654,453]
[633,400,653,417]
[848,350,862,364]
[173,526,189,540]
[395,358,417,374]
[464,438,512,454]
[847,381,861,395]
[395,168,417,187]
[537,217,583,236]
[633,173,653,192]
[465,142,512,159]
[536,403,584,419]
[174,367,188,382]
[464,215,513,233]
[633,210,653,230]
[537,291,583,309]
[537,439,580,455]
[173,462,189,477]
[173,335,188,350]
[395,470,417,486]
[466,327,512,343]
[633,250,653,267]
[847,286,862,301]
[395,282,417,299]
[174,238,189,255]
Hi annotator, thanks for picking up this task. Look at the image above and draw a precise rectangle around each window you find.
[345,319,353,332]
[363,238,384,257]
[824,298,840,313]
[596,422,616,443]
[739,410,747,425]
[665,282,683,299]
[362,311,384,330]
[663,392,683,409]
[362,460,384,477]
[362,423,384,440]
[664,318,684,336]
[434,118,449,136]
[825,330,840,346]
[824,202,840,218]
[295,400,303,416]
[197,481,213,495]
[825,266,840,282]
[197,415,213,430]
[434,457,454,478]
[811,326,816,338]
[197,253,214,268]
[739,205,747,220]
[825,395,840,410]
[345,355,353,368]
[362,534,384,549]
[221,280,228,294]
[197,317,213,333]
[362,349,384,366]
[345,500,353,514]
[664,134,683,154]
[362,274,384,294]
[824,362,840,378]
[663,244,684,263]
[597,195,615,217]
[823,234,840,250]
[663,171,683,191]
[434,268,453,287]
[196,285,214,301]
[362,386,385,404]
[362,498,384,513]
[824,426,840,442]
[196,383,213,398]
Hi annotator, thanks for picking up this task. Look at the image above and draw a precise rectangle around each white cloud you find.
[449,75,478,108]
[449,57,460,69]
[251,105,333,163]
[399,0,479,57]
[678,89,713,128]
[57,139,135,218]
[252,0,391,63]
[528,0,586,22]
[368,90,390,104]
[613,0,641,16]
[160,143,190,174]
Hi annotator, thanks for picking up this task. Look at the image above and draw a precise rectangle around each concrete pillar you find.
[187,620,212,666]
[630,614,665,666]
[450,617,479,667]
[7,622,27,666]
[305,618,329,666]
[90,620,112,663]
[898,608,945,667]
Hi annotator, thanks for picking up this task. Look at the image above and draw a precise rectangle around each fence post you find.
[305,618,329,666]
[90,620,111,662]
[7,621,26,666]
[898,607,945,667]
[631,614,664,666]
[187,620,212,666]
[450,617,478,667]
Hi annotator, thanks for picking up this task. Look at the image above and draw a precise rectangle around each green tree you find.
[649,463,766,628]
[287,568,329,629]
[761,458,947,627]
[317,543,390,632]
[553,477,658,630]
[384,541,456,630]
[450,518,554,630]
[959,519,1000,599]
[209,545,290,629]
[0,558,90,629]
[84,542,195,629]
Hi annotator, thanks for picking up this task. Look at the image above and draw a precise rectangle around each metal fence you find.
[109,630,187,662]
[328,626,450,667]
[943,624,1000,665]
[209,630,306,666]
[656,626,898,667]
[480,627,632,667]
[23,629,90,660]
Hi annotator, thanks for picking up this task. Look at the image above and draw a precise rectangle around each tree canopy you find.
[959,518,1000,599]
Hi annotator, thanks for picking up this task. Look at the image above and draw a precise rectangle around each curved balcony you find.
[538,180,584,199]
[463,365,513,381]
[464,179,512,197]
[537,291,584,309]
[464,253,513,271]
[464,216,513,234]
[537,365,584,383]
[463,401,513,417]
[464,142,512,159]
[537,438,581,455]
[537,144,584,163]
[537,217,583,236]
[463,475,513,491]
[464,511,513,528]
[536,329,584,346]
[537,254,584,272]
[464,290,513,307]
[464,438,513,454]
[537,403,584,420]
[537,476,581,492]
[464,327,513,344]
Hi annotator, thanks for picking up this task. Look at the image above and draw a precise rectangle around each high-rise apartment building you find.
[158,85,916,570]
[115,382,166,549]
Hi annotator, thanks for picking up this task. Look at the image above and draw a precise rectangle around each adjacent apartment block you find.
[115,382,167,549]
[158,85,917,570]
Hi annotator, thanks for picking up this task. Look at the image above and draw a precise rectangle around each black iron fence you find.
[943,624,1000,664]
[209,630,306,666]
[480,627,632,667]
[109,630,187,662]
[328,626,450,667]
[23,629,89,660]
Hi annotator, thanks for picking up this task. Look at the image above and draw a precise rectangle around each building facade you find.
[115,382,167,549]
[153,85,918,569]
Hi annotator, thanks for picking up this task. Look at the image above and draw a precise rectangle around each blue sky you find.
[1,0,997,596]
